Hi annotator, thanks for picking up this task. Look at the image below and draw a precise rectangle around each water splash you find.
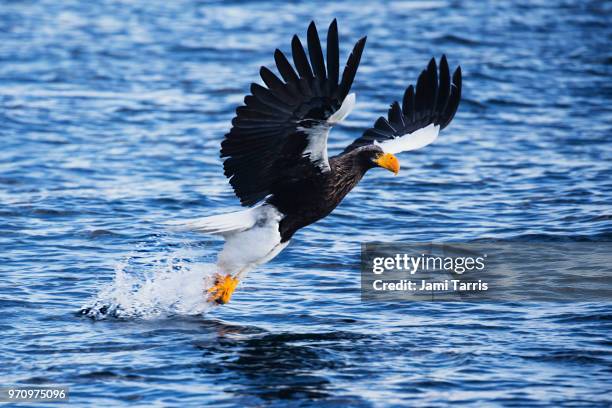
[80,237,219,320]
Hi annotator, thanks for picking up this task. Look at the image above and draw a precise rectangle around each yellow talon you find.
[207,274,239,305]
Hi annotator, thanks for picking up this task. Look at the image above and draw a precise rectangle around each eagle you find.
[177,20,462,305]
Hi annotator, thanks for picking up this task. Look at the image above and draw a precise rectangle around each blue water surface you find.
[1,0,611,406]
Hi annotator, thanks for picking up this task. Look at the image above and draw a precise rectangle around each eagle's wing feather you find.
[344,55,461,154]
[221,20,366,206]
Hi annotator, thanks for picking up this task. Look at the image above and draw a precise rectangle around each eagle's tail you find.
[167,207,259,236]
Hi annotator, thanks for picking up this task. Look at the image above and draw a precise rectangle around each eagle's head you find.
[356,145,400,175]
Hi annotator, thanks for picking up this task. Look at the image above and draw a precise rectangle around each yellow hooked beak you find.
[375,152,400,175]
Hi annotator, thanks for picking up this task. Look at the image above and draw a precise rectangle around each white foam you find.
[81,240,219,320]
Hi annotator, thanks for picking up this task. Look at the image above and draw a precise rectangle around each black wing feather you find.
[402,85,415,122]
[274,49,299,84]
[337,36,367,100]
[307,22,326,81]
[326,19,339,94]
[440,67,462,129]
[258,67,297,106]
[388,101,404,129]
[259,66,284,90]
[291,35,313,79]
[435,55,450,114]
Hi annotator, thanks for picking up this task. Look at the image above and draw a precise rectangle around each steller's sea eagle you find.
[176,20,461,304]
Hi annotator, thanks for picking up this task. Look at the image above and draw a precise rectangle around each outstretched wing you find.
[344,55,461,154]
[221,20,367,206]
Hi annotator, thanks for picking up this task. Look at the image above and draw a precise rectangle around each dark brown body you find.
[267,146,378,242]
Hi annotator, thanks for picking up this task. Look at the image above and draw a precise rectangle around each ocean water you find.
[1,0,611,406]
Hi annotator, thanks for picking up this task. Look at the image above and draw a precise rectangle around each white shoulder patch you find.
[299,124,332,171]
[328,93,355,124]
[297,93,356,172]
[375,123,440,154]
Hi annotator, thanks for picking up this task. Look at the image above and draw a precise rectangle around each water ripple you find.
[1,0,610,406]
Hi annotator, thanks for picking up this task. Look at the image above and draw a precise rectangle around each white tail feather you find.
[167,207,258,236]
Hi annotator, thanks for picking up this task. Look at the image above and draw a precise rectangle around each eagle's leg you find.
[207,274,239,305]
